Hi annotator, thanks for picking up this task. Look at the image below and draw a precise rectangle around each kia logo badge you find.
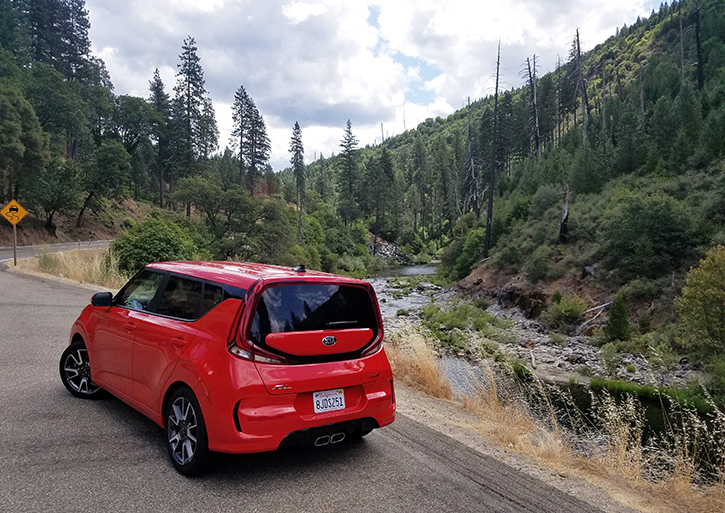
[322,336,337,346]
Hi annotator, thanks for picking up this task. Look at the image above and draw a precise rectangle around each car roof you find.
[145,261,366,289]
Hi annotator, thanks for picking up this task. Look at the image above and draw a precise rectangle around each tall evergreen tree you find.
[148,68,171,208]
[338,119,359,225]
[289,121,305,243]
[243,96,270,194]
[198,96,218,160]
[230,85,251,187]
[171,36,207,181]
[61,0,91,81]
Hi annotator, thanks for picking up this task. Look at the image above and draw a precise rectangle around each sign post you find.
[1,200,28,266]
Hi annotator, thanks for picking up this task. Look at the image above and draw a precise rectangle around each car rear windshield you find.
[250,284,377,345]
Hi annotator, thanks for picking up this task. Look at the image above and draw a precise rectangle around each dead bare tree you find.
[679,0,686,87]
[525,56,542,160]
[638,59,645,118]
[560,184,569,243]
[575,29,588,143]
[695,1,704,91]
[466,97,480,219]
[483,42,501,258]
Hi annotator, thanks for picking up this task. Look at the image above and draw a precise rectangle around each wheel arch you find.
[162,381,192,422]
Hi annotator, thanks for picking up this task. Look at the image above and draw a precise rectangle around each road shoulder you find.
[395,383,644,513]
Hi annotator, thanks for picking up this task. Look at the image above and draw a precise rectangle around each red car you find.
[59,261,396,475]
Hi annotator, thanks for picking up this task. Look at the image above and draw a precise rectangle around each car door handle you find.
[171,336,187,349]
[124,322,137,332]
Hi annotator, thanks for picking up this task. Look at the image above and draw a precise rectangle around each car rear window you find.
[250,284,377,345]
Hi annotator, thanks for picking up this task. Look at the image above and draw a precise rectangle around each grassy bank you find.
[16,247,127,290]
[387,329,725,513]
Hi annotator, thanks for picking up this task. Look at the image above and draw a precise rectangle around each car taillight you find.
[228,338,288,365]
[361,333,384,357]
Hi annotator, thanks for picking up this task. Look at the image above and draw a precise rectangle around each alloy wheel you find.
[63,347,100,395]
[167,397,198,465]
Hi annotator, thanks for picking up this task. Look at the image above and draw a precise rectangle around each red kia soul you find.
[59,261,396,475]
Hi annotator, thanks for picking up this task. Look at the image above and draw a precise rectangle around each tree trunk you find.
[695,4,704,91]
[639,60,645,118]
[466,97,480,219]
[527,57,542,160]
[677,0,685,87]
[559,184,569,243]
[76,192,94,228]
[576,30,588,143]
[483,42,501,259]
[602,61,608,138]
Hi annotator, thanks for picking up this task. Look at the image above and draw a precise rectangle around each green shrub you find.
[601,191,699,279]
[626,363,636,373]
[705,356,725,396]
[539,294,588,329]
[600,342,621,376]
[549,332,567,346]
[523,245,553,283]
[676,245,725,359]
[551,290,563,304]
[620,277,670,301]
[604,294,631,342]
[396,309,409,317]
[111,218,198,274]
[472,297,491,310]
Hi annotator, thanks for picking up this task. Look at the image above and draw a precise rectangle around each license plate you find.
[313,389,345,414]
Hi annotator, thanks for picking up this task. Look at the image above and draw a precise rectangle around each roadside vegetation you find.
[388,328,725,513]
[16,247,127,290]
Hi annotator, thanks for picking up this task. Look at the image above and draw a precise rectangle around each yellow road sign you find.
[1,200,28,226]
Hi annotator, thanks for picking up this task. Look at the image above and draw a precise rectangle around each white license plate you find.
[313,389,345,414]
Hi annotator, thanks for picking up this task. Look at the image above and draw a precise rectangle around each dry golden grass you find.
[16,247,127,290]
[388,329,725,513]
[386,330,452,400]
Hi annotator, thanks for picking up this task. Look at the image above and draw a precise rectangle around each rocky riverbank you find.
[369,276,700,390]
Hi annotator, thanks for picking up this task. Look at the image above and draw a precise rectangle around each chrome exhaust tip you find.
[330,433,345,444]
[314,435,330,446]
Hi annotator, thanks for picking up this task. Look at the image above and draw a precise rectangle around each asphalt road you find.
[0,268,604,513]
[0,240,111,264]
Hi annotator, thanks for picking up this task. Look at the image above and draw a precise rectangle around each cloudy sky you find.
[85,0,653,171]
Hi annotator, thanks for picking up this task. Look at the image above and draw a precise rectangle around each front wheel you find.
[59,341,103,399]
[166,388,209,476]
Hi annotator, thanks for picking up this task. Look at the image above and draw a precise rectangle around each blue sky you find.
[86,0,652,170]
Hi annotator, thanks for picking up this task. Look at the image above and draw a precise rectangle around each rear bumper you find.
[207,378,395,454]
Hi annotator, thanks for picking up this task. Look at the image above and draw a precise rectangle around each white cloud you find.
[85,0,651,170]
[281,2,329,25]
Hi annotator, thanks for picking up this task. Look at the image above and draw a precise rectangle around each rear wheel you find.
[59,341,102,399]
[166,388,209,476]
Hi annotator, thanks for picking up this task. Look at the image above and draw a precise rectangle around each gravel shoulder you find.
[395,383,646,513]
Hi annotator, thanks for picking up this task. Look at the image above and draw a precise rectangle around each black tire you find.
[165,388,209,476]
[59,341,103,399]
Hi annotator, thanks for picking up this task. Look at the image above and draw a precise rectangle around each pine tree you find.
[289,121,305,243]
[197,97,218,160]
[171,36,207,178]
[231,85,251,187]
[148,68,171,207]
[243,97,270,194]
[338,119,359,225]
[61,0,91,81]
[605,294,631,342]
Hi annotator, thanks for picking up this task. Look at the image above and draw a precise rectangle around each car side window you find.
[203,283,223,314]
[116,270,165,311]
[155,275,203,320]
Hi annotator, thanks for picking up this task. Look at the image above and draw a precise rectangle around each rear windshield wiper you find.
[324,320,358,327]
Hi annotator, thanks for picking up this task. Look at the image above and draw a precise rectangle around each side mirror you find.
[91,292,113,307]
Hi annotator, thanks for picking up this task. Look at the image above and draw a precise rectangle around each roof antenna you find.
[292,264,306,273]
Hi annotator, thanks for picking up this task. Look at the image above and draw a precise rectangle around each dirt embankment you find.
[0,199,152,247]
